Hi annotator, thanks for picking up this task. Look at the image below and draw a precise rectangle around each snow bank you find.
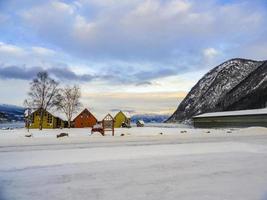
[0,126,266,140]
[1,141,266,171]
[1,126,267,200]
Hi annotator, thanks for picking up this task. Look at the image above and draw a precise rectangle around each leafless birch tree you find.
[24,72,60,130]
[56,85,82,128]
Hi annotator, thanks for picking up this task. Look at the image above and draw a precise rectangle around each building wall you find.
[28,110,57,129]
[74,109,97,128]
[114,112,130,128]
[54,117,65,128]
[193,114,267,128]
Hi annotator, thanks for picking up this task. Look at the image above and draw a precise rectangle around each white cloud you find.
[18,0,266,66]
[0,42,26,56]
[0,42,68,70]
[163,0,191,16]
[131,0,160,16]
[51,1,75,14]
[203,48,219,59]
[72,15,97,42]
[31,46,56,56]
[79,0,135,7]
[1,0,265,89]
[131,0,191,18]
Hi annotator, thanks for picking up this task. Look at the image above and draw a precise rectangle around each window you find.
[31,114,35,123]
[47,114,52,124]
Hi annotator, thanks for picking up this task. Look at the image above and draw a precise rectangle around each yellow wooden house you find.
[114,111,131,128]
[26,109,65,129]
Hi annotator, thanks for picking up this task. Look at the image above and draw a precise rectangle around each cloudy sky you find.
[0,0,266,115]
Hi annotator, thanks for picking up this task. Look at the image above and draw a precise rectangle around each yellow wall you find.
[28,110,63,129]
[114,112,130,128]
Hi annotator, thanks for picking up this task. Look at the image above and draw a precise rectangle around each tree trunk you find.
[39,109,44,130]
[68,119,71,129]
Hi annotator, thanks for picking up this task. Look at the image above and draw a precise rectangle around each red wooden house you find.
[73,108,97,128]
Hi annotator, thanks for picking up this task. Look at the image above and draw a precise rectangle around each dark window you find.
[47,114,52,124]
[31,114,35,123]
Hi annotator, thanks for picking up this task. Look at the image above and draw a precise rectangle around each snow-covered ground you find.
[0,126,267,200]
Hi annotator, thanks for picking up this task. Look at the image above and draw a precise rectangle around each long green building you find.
[193,108,267,128]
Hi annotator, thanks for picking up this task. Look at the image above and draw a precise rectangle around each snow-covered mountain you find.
[0,104,25,122]
[131,114,170,123]
[167,58,267,122]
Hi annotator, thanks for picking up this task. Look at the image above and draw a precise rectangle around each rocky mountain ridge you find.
[167,58,267,122]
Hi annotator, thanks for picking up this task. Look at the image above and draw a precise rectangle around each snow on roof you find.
[109,111,131,118]
[193,108,267,118]
[94,111,132,121]
[94,113,109,121]
[49,110,68,121]
[137,120,145,124]
[24,109,31,117]
[117,111,131,118]
[73,108,98,121]
[28,108,68,121]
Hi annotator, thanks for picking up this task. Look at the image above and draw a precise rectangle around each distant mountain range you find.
[167,58,267,122]
[131,114,170,123]
[0,104,25,123]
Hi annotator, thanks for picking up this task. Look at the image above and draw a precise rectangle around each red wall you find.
[74,109,97,128]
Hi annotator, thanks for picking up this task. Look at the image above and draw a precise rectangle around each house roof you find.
[114,111,131,119]
[95,113,107,121]
[73,108,98,121]
[103,113,114,121]
[193,108,267,118]
[137,120,145,124]
[26,108,68,121]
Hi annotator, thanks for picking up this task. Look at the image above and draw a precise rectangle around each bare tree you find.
[24,71,60,130]
[56,85,82,128]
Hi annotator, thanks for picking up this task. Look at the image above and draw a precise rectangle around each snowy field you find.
[0,126,267,200]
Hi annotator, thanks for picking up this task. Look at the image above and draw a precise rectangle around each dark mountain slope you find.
[167,58,267,122]
[220,61,267,110]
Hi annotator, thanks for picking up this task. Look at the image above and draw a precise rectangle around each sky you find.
[0,0,267,116]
